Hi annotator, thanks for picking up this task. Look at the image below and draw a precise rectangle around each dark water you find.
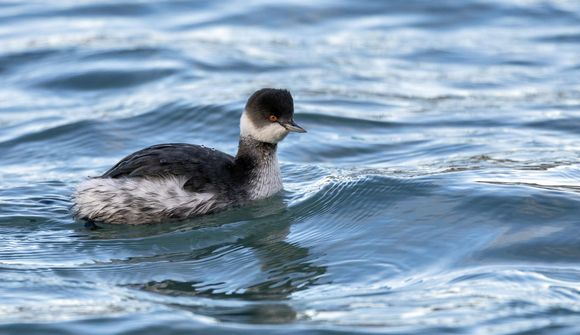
[1,1,580,334]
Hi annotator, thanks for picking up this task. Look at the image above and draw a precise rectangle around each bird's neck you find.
[236,136,277,159]
[235,136,283,200]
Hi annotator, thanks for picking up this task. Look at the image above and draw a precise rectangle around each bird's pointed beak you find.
[281,119,307,133]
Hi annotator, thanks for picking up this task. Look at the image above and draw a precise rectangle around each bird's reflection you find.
[128,195,327,324]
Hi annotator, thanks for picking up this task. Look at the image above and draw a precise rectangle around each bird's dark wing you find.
[102,143,236,192]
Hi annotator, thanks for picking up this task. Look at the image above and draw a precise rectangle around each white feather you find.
[246,155,283,200]
[73,176,220,224]
[240,111,288,144]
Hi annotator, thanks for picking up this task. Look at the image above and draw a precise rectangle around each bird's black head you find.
[241,88,306,143]
[246,88,294,122]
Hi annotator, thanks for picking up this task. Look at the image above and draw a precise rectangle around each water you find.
[1,0,580,334]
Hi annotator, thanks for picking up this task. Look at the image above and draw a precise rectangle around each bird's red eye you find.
[269,115,278,122]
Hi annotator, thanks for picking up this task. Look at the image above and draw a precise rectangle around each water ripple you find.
[2,0,580,334]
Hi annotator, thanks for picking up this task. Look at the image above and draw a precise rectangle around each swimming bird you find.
[73,88,306,225]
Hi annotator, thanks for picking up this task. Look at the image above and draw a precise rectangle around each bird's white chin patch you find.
[240,112,288,143]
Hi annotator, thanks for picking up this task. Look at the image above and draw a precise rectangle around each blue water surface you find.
[1,0,580,334]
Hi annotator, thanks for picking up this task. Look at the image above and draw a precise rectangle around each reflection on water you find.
[1,0,580,334]
[129,201,328,324]
[137,220,326,324]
